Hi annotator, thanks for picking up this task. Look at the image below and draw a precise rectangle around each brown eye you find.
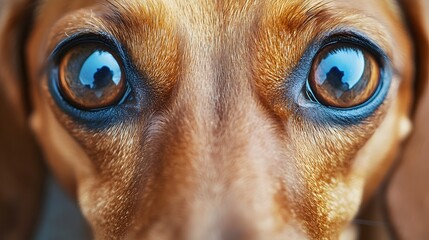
[308,43,380,108]
[58,43,126,110]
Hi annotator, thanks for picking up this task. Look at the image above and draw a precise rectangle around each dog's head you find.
[0,0,428,239]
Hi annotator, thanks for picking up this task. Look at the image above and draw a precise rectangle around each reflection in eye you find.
[58,43,126,110]
[79,51,121,90]
[308,43,380,108]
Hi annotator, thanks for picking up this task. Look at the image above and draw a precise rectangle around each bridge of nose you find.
[153,35,289,240]
[132,2,296,239]
[144,85,290,240]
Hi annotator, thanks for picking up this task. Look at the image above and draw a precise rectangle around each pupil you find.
[315,46,367,99]
[324,66,347,98]
[93,66,114,89]
[316,47,365,88]
[78,50,122,90]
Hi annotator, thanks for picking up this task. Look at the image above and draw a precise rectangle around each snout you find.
[125,92,302,239]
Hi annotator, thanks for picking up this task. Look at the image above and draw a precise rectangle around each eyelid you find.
[317,32,390,65]
[307,42,381,109]
[49,32,123,64]
[46,33,136,112]
[57,43,127,110]
[43,33,119,87]
[283,30,394,124]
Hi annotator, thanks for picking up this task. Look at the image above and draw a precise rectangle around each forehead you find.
[102,0,401,38]
[107,0,400,20]
[44,0,403,76]
[45,0,403,48]
[104,0,402,27]
[41,0,405,65]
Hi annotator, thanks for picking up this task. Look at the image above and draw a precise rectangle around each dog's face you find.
[22,0,413,239]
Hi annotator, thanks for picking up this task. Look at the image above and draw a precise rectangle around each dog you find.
[0,0,428,239]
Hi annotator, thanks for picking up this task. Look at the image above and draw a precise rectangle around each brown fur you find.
[0,0,427,239]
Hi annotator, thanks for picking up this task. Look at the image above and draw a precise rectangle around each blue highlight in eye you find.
[315,47,365,90]
[79,50,122,88]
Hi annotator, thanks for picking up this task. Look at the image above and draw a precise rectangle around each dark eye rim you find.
[285,31,392,125]
[305,40,382,110]
[46,32,150,128]
[59,43,129,110]
[50,32,124,65]
[47,32,134,111]
[49,33,132,111]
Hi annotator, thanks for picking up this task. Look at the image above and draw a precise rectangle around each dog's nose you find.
[184,202,308,240]
[180,189,309,240]
[186,207,258,240]
[219,225,251,240]
[124,107,299,240]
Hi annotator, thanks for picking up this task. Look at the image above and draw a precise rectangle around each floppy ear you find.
[0,0,45,239]
[386,0,429,239]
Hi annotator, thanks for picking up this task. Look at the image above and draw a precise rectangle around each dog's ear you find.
[0,0,45,239]
[386,0,429,239]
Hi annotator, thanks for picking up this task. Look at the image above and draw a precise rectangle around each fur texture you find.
[0,0,427,239]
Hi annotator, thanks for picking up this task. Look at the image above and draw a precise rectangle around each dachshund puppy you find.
[0,0,428,239]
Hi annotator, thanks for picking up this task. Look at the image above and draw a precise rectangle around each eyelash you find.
[50,33,123,64]
[46,33,144,127]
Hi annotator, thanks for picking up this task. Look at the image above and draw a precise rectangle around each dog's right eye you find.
[57,43,127,110]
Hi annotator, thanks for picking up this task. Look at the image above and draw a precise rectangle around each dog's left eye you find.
[307,43,380,108]
[57,43,126,110]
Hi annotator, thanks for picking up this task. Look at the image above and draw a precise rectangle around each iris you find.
[308,43,379,108]
[58,43,126,110]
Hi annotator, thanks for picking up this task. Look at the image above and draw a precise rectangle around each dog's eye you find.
[307,43,380,108]
[58,43,126,110]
